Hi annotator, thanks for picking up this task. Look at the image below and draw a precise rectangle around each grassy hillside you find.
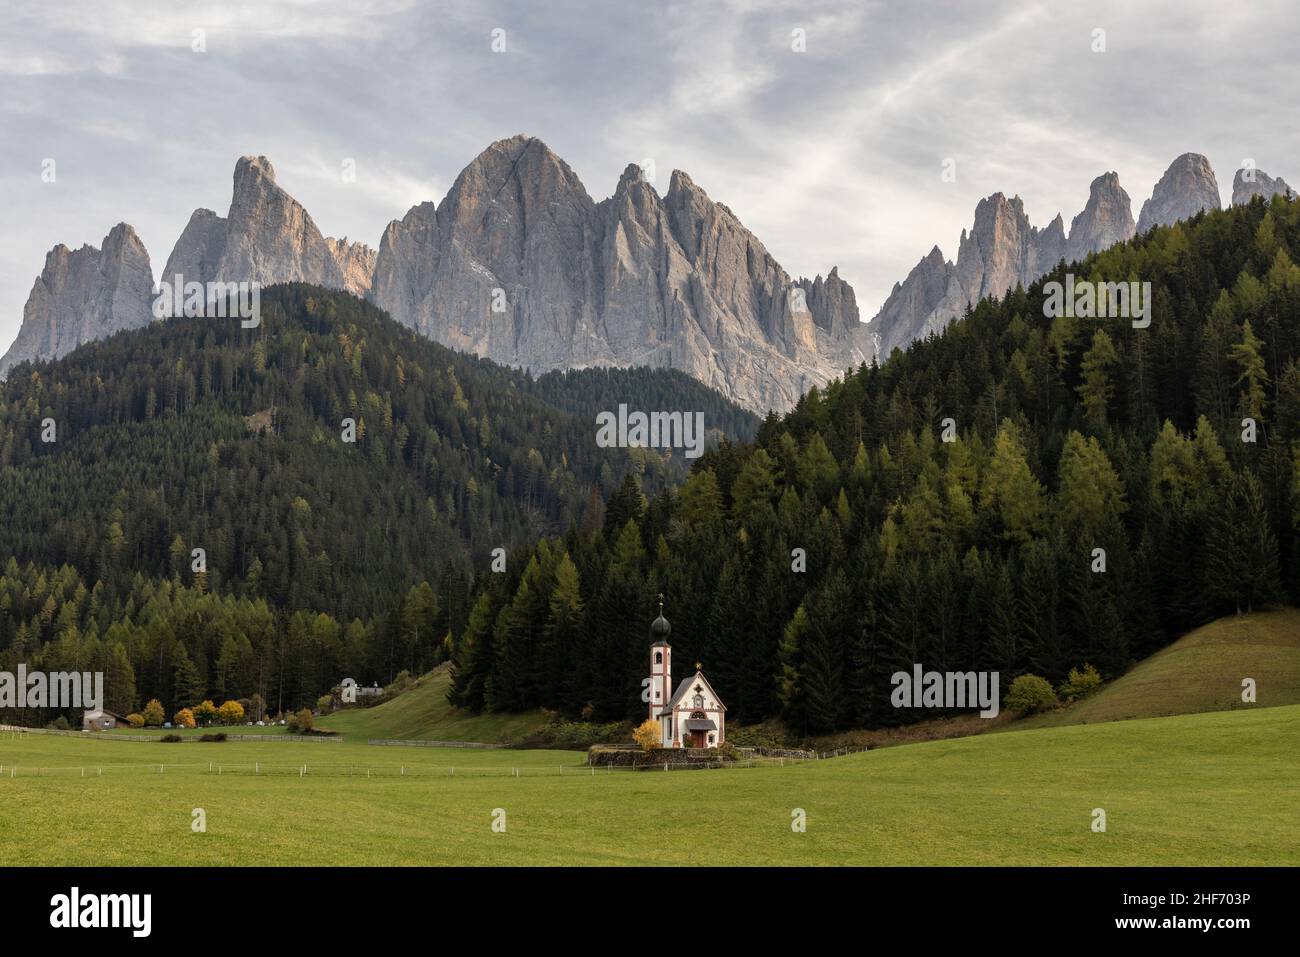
[1019,608,1300,730]
[317,666,551,743]
[2,704,1296,865]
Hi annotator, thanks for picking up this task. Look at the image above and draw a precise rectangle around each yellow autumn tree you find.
[633,719,660,752]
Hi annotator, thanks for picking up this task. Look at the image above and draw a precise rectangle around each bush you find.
[126,713,145,729]
[528,714,628,748]
[287,707,314,733]
[726,721,791,749]
[142,698,166,727]
[160,733,183,743]
[198,732,227,742]
[1058,663,1103,701]
[1005,674,1058,714]
[317,693,334,713]
[46,715,71,731]
[632,719,660,752]
[173,708,196,729]
[218,700,245,726]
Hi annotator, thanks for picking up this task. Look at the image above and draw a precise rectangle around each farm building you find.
[646,597,726,748]
[340,678,382,704]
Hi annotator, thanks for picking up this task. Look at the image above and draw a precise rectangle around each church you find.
[647,597,726,748]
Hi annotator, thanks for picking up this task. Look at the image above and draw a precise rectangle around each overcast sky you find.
[2,0,1297,352]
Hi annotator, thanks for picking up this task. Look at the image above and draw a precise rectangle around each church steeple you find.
[648,594,672,725]
[650,593,671,646]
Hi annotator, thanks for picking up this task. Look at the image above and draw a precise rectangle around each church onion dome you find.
[650,594,671,646]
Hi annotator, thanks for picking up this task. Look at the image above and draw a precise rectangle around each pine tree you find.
[1077,328,1118,432]
[104,642,136,715]
[1230,319,1270,421]
[1203,469,1283,614]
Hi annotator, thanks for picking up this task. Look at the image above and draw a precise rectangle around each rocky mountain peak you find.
[0,222,155,379]
[1232,167,1295,205]
[1136,152,1220,233]
[370,141,867,412]
[1065,171,1136,262]
[164,155,374,298]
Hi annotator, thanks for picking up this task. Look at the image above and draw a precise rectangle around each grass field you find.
[2,703,1296,866]
[316,666,552,743]
[1017,608,1300,731]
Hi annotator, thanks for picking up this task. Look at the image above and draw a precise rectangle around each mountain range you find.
[2,141,1294,411]
[867,152,1293,360]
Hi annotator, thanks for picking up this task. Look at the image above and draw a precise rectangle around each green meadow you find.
[2,704,1296,866]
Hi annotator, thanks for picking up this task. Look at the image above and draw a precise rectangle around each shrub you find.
[632,719,660,752]
[173,708,196,729]
[142,698,166,727]
[126,713,145,729]
[385,671,415,696]
[160,733,183,743]
[288,707,314,733]
[198,732,227,742]
[1005,674,1057,714]
[529,715,628,748]
[218,700,245,726]
[46,715,71,731]
[317,693,334,713]
[1058,663,1103,701]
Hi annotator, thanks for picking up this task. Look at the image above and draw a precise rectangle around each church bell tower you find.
[649,594,672,723]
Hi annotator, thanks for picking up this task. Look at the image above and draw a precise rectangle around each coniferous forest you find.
[3,197,1300,734]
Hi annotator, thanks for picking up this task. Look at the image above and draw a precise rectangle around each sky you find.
[2,0,1298,352]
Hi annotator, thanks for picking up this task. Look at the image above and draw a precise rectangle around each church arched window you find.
[655,651,662,664]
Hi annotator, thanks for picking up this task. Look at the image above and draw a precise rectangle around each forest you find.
[3,195,1299,733]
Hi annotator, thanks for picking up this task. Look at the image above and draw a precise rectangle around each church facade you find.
[647,599,726,748]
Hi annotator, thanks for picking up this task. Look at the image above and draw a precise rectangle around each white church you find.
[647,597,727,748]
